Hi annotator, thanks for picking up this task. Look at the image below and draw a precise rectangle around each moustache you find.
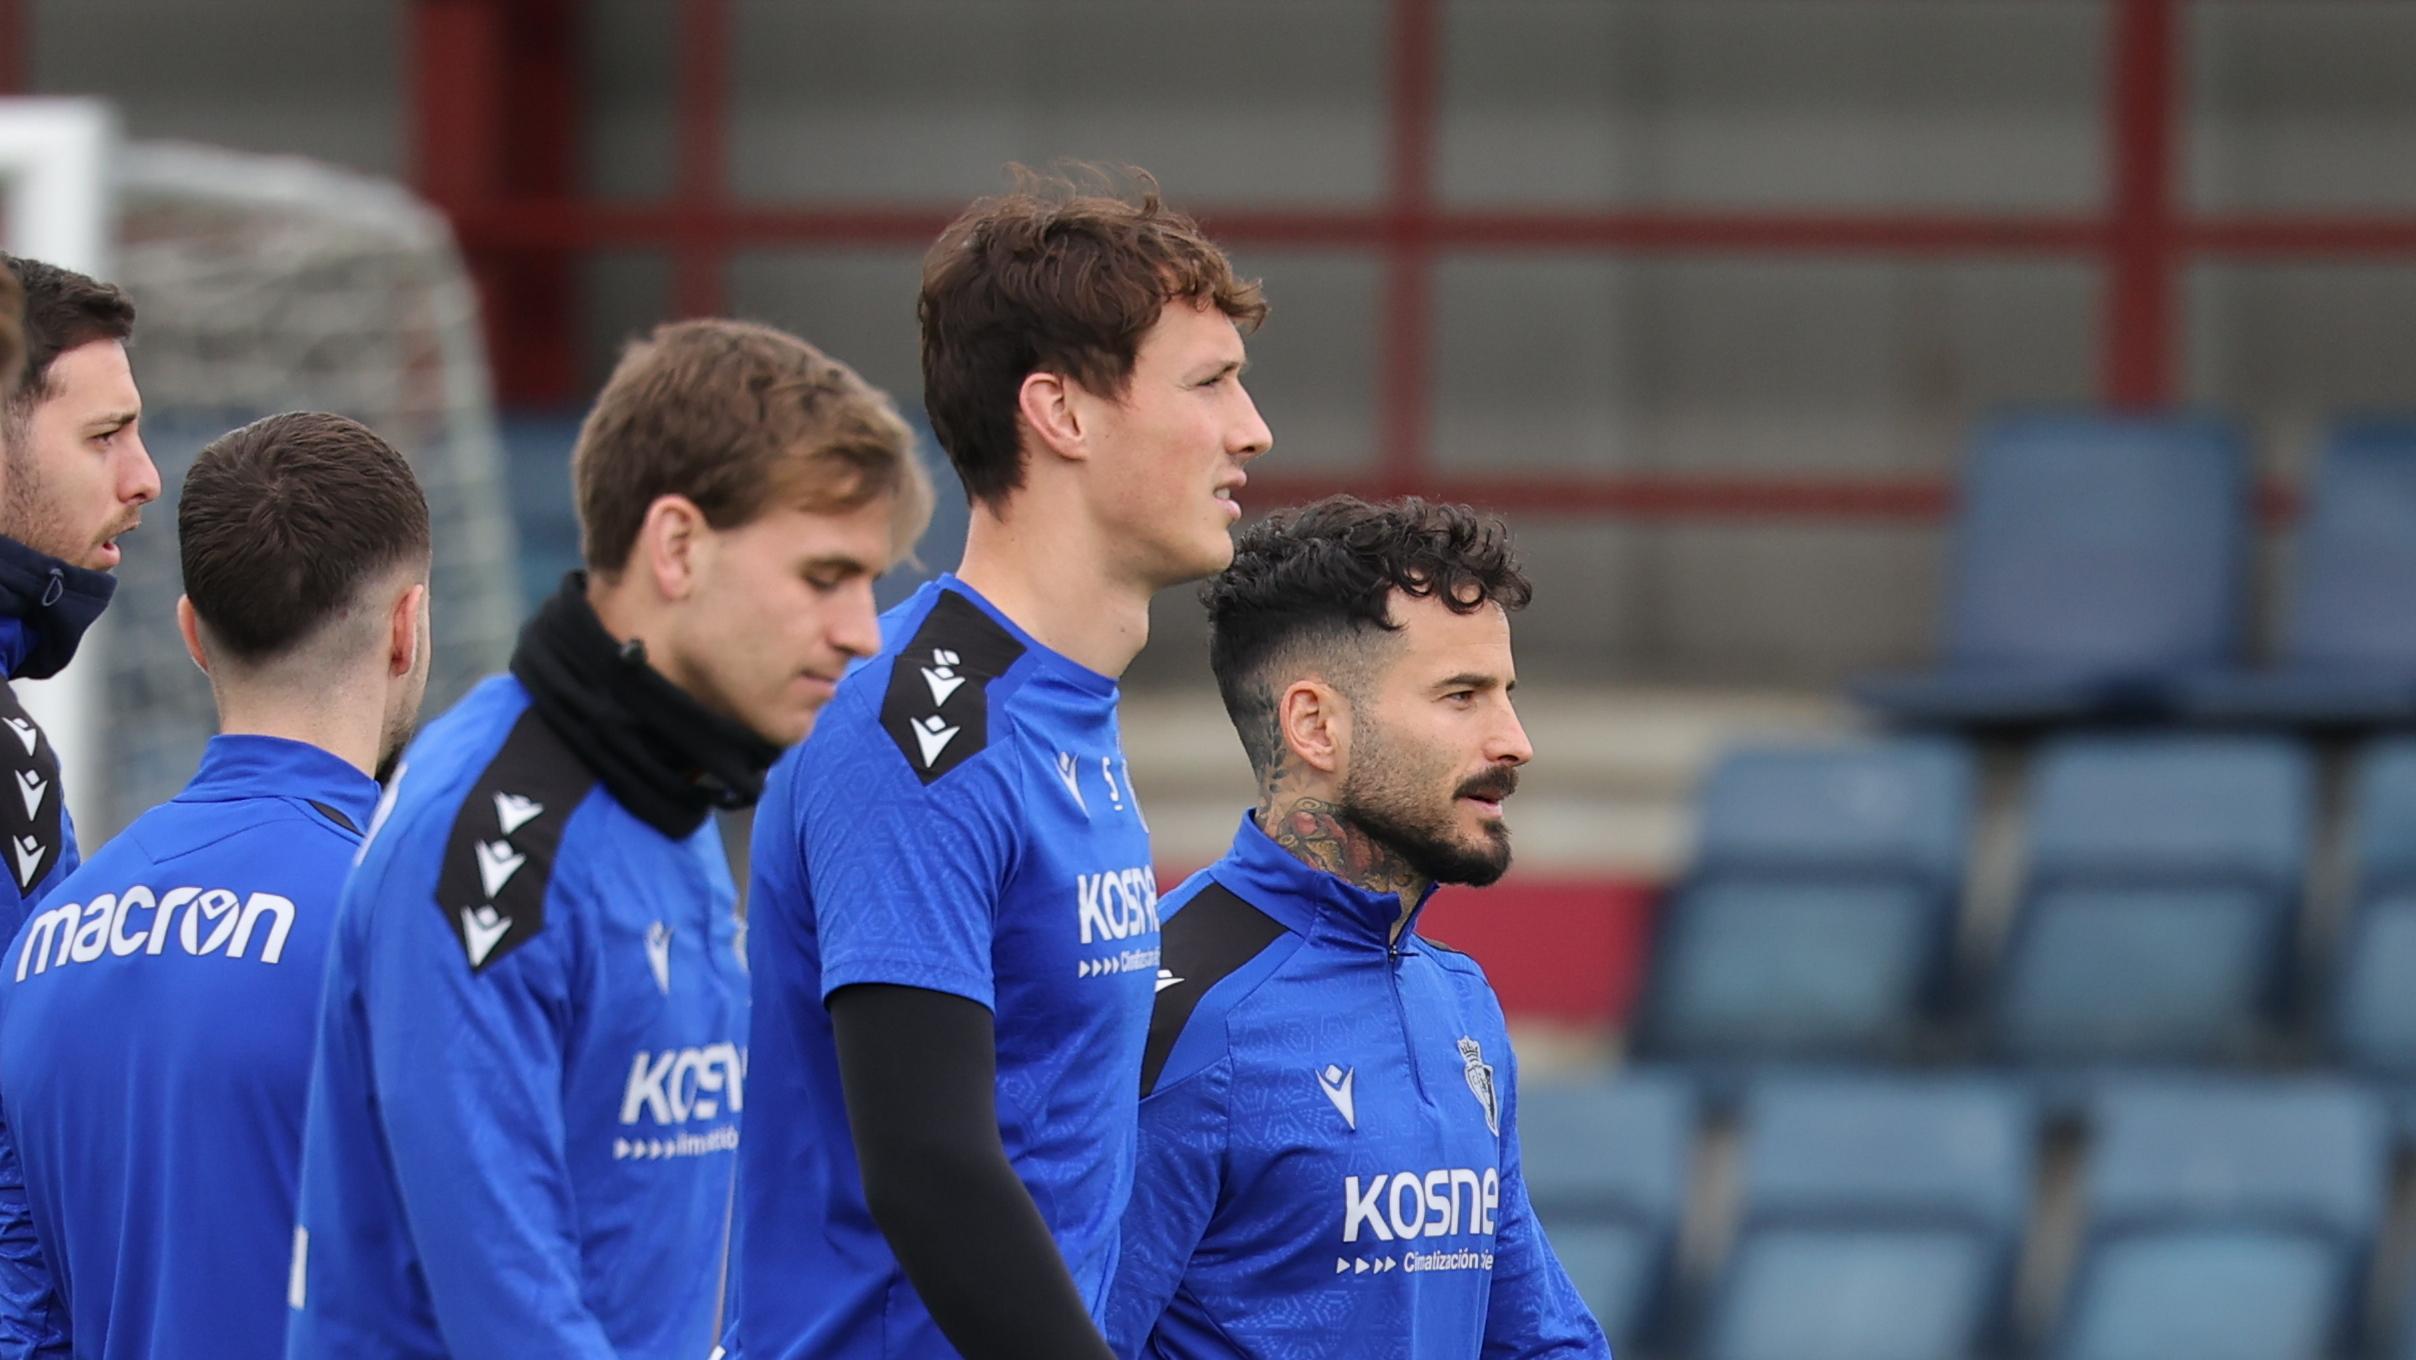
[1456,769,1520,803]
[99,511,140,545]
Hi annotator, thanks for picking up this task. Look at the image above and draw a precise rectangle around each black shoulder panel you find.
[878,590,1027,786]
[1140,880,1290,1097]
[433,709,598,974]
[0,683,64,900]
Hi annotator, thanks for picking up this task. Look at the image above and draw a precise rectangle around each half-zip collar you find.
[1211,810,1442,955]
[0,534,115,681]
[175,733,380,831]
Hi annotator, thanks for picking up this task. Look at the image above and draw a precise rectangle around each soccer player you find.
[0,255,158,922]
[0,412,432,1359]
[286,320,931,1359]
[1106,497,1609,1359]
[728,169,1272,1359]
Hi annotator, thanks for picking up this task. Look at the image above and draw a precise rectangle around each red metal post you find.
[0,0,28,95]
[410,0,581,405]
[2103,0,2181,409]
[1375,0,1441,494]
[671,0,731,318]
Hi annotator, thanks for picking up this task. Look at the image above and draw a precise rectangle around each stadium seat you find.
[1517,1072,1695,1351]
[2328,740,2416,1128]
[2182,421,2416,725]
[1703,1075,2031,1360]
[1635,739,1975,1067]
[1991,735,2312,1068]
[2054,1079,2386,1360]
[1855,413,2250,725]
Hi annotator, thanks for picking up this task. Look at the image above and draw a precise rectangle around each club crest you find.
[1457,1035,1499,1137]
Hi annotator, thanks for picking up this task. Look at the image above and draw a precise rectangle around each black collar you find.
[509,573,782,839]
[0,535,115,681]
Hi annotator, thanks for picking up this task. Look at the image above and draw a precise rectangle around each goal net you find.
[91,140,521,835]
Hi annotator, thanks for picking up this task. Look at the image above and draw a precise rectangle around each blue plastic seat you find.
[2183,421,2416,725]
[1992,735,2312,1066]
[1638,740,1975,1064]
[1517,1072,1694,1351]
[2056,1079,2386,1360]
[2329,741,2416,1128]
[1856,413,2250,725]
[1705,1075,2031,1360]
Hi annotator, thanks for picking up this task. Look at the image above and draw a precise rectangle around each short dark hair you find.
[1204,496,1533,776]
[0,264,22,399]
[180,412,431,666]
[0,254,135,434]
[919,165,1268,510]
[574,318,930,575]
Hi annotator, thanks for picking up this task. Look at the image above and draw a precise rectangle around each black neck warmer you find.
[0,535,115,682]
[509,573,782,839]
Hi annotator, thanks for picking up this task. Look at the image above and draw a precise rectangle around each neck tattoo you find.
[1260,795,1429,910]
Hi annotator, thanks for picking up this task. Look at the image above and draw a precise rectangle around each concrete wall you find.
[26,0,2416,685]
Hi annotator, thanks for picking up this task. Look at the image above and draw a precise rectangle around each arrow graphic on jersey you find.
[4,717,35,756]
[911,715,960,768]
[921,648,965,706]
[11,834,40,890]
[14,769,41,820]
[1155,968,1183,994]
[474,840,526,898]
[493,791,543,835]
[1318,1064,1358,1130]
[461,905,512,967]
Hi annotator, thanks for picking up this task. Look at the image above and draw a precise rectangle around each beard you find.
[1338,722,1518,889]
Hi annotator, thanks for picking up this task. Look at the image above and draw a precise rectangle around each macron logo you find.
[493,792,543,835]
[461,904,511,967]
[3,717,35,756]
[14,770,42,820]
[911,714,961,769]
[1319,1064,1358,1131]
[474,841,526,899]
[1057,752,1087,814]
[11,835,41,889]
[921,648,965,707]
[645,920,673,996]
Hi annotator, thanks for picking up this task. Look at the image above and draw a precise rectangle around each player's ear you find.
[1278,677,1348,778]
[388,582,427,679]
[636,494,709,600]
[174,595,211,676]
[1015,369,1086,465]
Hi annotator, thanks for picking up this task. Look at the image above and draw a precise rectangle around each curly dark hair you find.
[1203,496,1532,777]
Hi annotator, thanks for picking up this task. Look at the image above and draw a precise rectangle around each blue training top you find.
[733,576,1162,1359]
[1106,814,1611,1359]
[286,676,747,1359]
[0,734,379,1360]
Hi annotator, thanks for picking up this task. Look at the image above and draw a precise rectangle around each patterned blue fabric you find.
[732,577,1161,1359]
[0,736,376,1359]
[287,676,748,1358]
[1106,815,1609,1359]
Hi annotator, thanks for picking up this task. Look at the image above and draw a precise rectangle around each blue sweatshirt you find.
[1106,815,1610,1360]
[285,676,748,1359]
[731,577,1161,1359]
[0,734,378,1360]
[0,535,119,930]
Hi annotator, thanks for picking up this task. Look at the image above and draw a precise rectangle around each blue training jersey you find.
[1106,814,1610,1360]
[733,576,1161,1359]
[286,676,747,1359]
[0,735,379,1360]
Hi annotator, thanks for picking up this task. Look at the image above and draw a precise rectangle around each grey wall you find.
[26,0,2416,686]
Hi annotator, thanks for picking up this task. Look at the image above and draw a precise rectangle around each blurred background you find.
[12,2,2416,1356]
